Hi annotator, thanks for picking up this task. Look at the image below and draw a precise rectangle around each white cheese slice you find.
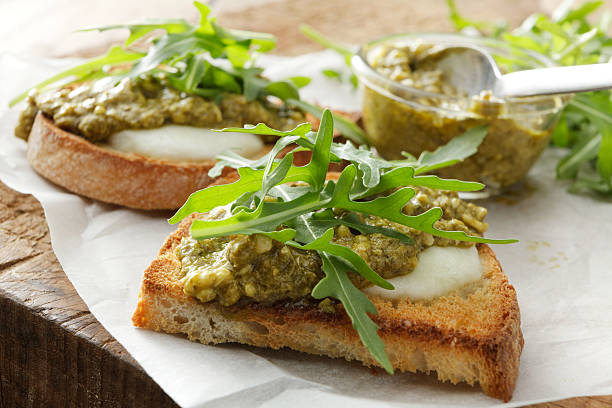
[364,246,483,301]
[105,125,264,162]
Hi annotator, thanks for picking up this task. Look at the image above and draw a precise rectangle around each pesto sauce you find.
[177,186,488,306]
[15,75,305,143]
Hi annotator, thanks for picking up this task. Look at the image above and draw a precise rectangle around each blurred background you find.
[1,0,607,58]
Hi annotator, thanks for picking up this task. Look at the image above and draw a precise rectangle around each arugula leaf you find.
[10,1,308,113]
[287,98,367,145]
[446,0,507,35]
[557,1,603,23]
[306,110,335,190]
[351,167,483,200]
[207,135,302,178]
[568,174,612,193]
[299,25,353,61]
[331,165,515,244]
[166,53,208,94]
[219,122,312,137]
[304,210,414,245]
[557,134,600,179]
[597,127,612,189]
[208,20,276,53]
[276,183,394,373]
[170,167,265,223]
[189,189,315,239]
[288,76,311,88]
[313,252,393,374]
[331,142,391,187]
[552,111,571,147]
[409,125,488,175]
[265,80,301,101]
[80,19,192,44]
[322,69,342,80]
[186,164,506,245]
[288,228,393,290]
[213,121,485,194]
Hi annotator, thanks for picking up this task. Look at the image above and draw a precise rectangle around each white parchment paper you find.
[1,50,611,408]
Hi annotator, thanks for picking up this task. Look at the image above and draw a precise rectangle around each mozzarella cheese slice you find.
[106,125,264,162]
[364,246,483,301]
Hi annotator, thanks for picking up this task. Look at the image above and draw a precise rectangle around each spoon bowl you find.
[433,45,501,97]
[435,45,612,98]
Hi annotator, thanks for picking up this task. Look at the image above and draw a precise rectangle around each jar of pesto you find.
[351,33,569,190]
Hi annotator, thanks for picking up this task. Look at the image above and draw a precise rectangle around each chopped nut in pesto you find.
[15,75,305,143]
[176,186,488,306]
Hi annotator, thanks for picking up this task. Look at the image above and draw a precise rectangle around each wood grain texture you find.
[0,0,610,406]
[0,182,178,407]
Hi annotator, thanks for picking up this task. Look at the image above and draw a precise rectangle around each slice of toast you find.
[132,214,523,401]
[27,113,239,210]
[25,111,357,210]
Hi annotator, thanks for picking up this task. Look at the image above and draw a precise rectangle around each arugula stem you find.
[299,25,354,58]
[287,99,368,145]
[569,98,612,127]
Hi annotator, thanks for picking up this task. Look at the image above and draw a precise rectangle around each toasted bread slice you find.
[26,113,239,210]
[132,214,523,401]
[25,111,356,210]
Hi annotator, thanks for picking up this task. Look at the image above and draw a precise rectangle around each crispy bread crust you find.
[132,214,523,401]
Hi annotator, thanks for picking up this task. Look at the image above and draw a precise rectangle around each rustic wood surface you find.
[1,0,611,407]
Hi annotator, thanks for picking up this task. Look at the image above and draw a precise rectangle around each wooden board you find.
[1,0,611,406]
[0,182,178,407]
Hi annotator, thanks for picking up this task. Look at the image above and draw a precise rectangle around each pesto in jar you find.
[14,75,305,143]
[360,40,565,188]
[176,186,488,306]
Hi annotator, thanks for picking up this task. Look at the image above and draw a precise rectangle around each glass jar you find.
[351,33,570,190]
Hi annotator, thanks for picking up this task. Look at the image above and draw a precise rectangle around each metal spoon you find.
[434,45,612,98]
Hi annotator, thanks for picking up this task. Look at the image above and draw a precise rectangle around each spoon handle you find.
[495,63,612,97]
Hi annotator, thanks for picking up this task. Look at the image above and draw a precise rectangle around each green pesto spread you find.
[363,41,558,188]
[14,75,305,143]
[176,186,488,306]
